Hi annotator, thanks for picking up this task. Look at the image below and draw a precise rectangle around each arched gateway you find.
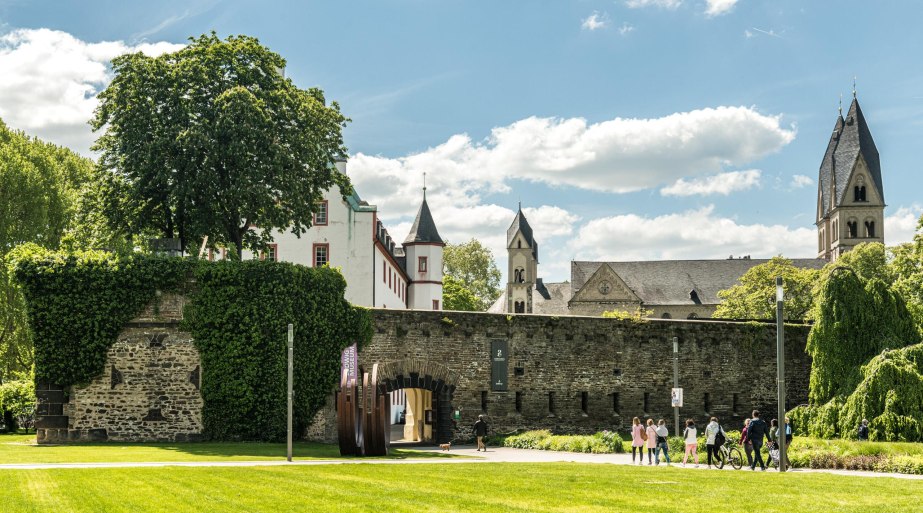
[337,358,458,456]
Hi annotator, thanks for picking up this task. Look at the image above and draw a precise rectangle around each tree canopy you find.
[714,256,820,320]
[442,275,481,311]
[92,33,351,257]
[0,119,109,383]
[443,239,502,311]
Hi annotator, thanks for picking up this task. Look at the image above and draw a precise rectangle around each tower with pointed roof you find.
[404,188,445,310]
[816,91,886,261]
[505,205,538,313]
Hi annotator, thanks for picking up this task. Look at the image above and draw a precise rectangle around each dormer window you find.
[689,289,701,305]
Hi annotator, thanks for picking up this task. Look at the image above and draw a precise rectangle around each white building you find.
[235,158,445,310]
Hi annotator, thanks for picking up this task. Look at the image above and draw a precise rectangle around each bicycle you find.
[716,438,744,470]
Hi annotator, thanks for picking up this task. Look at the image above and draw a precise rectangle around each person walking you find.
[474,415,488,451]
[705,417,724,469]
[740,418,754,467]
[655,419,671,465]
[681,419,699,468]
[858,419,870,441]
[645,419,657,465]
[746,410,770,471]
[631,417,646,464]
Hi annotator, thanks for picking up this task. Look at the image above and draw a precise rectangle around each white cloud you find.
[569,205,816,261]
[661,169,761,196]
[790,174,814,189]
[625,0,682,9]
[0,28,184,154]
[619,23,636,36]
[705,0,738,17]
[581,11,610,31]
[886,205,923,245]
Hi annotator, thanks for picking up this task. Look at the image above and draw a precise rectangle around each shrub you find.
[501,430,625,454]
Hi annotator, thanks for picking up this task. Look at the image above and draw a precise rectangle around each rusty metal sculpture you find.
[337,363,390,456]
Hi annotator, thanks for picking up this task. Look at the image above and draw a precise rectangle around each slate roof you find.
[570,258,826,306]
[507,207,538,259]
[404,197,444,245]
[818,97,884,220]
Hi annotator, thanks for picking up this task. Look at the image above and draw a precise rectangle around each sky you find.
[1,0,922,282]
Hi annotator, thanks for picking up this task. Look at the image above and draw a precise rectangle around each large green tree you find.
[443,239,502,311]
[442,275,480,311]
[0,119,106,383]
[714,256,820,320]
[890,216,923,335]
[92,33,351,257]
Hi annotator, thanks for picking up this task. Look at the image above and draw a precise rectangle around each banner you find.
[341,343,358,386]
[671,388,683,408]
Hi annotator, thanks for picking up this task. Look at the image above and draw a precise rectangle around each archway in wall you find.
[376,359,459,445]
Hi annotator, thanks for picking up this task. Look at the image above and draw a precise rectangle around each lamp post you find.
[775,277,787,472]
[673,337,680,436]
[287,323,294,462]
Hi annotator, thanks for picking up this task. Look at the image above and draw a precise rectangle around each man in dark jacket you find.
[746,410,770,471]
[474,415,489,451]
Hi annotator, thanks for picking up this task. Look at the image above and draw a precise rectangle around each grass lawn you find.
[0,434,454,464]
[1,462,922,513]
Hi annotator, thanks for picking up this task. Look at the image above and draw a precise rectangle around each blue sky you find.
[2,0,922,282]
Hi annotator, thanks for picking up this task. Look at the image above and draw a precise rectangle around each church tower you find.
[506,206,538,313]
[816,92,885,261]
[404,190,445,310]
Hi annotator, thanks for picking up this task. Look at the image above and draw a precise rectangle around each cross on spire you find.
[423,172,427,199]
[853,76,857,99]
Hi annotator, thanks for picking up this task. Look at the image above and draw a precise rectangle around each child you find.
[682,419,699,468]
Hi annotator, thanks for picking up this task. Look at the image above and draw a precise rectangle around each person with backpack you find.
[682,418,699,468]
[631,417,646,464]
[705,417,725,469]
[645,419,658,465]
[654,419,671,465]
[858,419,870,441]
[746,410,770,471]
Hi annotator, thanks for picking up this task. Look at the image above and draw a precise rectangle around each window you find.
[643,392,650,413]
[854,185,867,202]
[732,393,739,414]
[514,301,525,313]
[661,313,672,319]
[261,244,278,262]
[481,391,488,412]
[548,392,556,415]
[581,391,589,414]
[382,262,386,283]
[313,200,328,225]
[418,256,428,274]
[704,392,711,413]
[388,267,392,288]
[832,220,839,241]
[612,392,620,414]
[432,299,440,310]
[865,220,876,238]
[313,244,329,267]
[847,220,858,239]
[687,312,699,319]
[515,391,523,413]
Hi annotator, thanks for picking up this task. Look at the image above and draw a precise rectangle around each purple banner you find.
[341,343,358,386]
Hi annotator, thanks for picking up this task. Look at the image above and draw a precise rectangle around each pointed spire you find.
[404,186,443,245]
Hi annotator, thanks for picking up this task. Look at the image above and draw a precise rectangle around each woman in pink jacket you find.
[645,419,658,465]
[631,417,645,464]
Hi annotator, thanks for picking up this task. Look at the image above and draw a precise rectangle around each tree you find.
[0,119,102,382]
[442,276,480,311]
[443,239,502,310]
[890,215,923,335]
[92,33,351,257]
[714,256,820,320]
[836,242,892,284]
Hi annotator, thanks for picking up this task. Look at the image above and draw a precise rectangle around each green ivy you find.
[14,252,372,442]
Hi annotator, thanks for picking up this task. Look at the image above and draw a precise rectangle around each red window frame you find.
[383,261,387,283]
[418,256,428,274]
[261,244,278,262]
[312,243,329,267]
[432,299,440,311]
[314,200,328,226]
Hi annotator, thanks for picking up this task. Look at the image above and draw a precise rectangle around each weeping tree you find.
[806,267,919,404]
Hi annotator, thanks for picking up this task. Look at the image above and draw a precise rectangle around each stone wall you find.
[36,293,203,443]
[349,310,811,442]
[37,300,811,444]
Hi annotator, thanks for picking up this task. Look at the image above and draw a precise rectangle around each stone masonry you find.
[37,299,811,444]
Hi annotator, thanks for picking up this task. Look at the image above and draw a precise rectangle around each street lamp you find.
[673,337,680,436]
[775,277,787,472]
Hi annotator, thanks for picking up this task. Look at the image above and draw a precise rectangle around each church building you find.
[490,94,884,318]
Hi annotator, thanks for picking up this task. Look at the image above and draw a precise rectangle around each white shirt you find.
[655,425,669,439]
[683,426,698,444]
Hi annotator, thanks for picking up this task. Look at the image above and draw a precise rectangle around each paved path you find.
[2,444,921,481]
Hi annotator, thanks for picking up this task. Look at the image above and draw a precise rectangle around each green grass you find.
[0,434,455,464]
[1,462,921,512]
